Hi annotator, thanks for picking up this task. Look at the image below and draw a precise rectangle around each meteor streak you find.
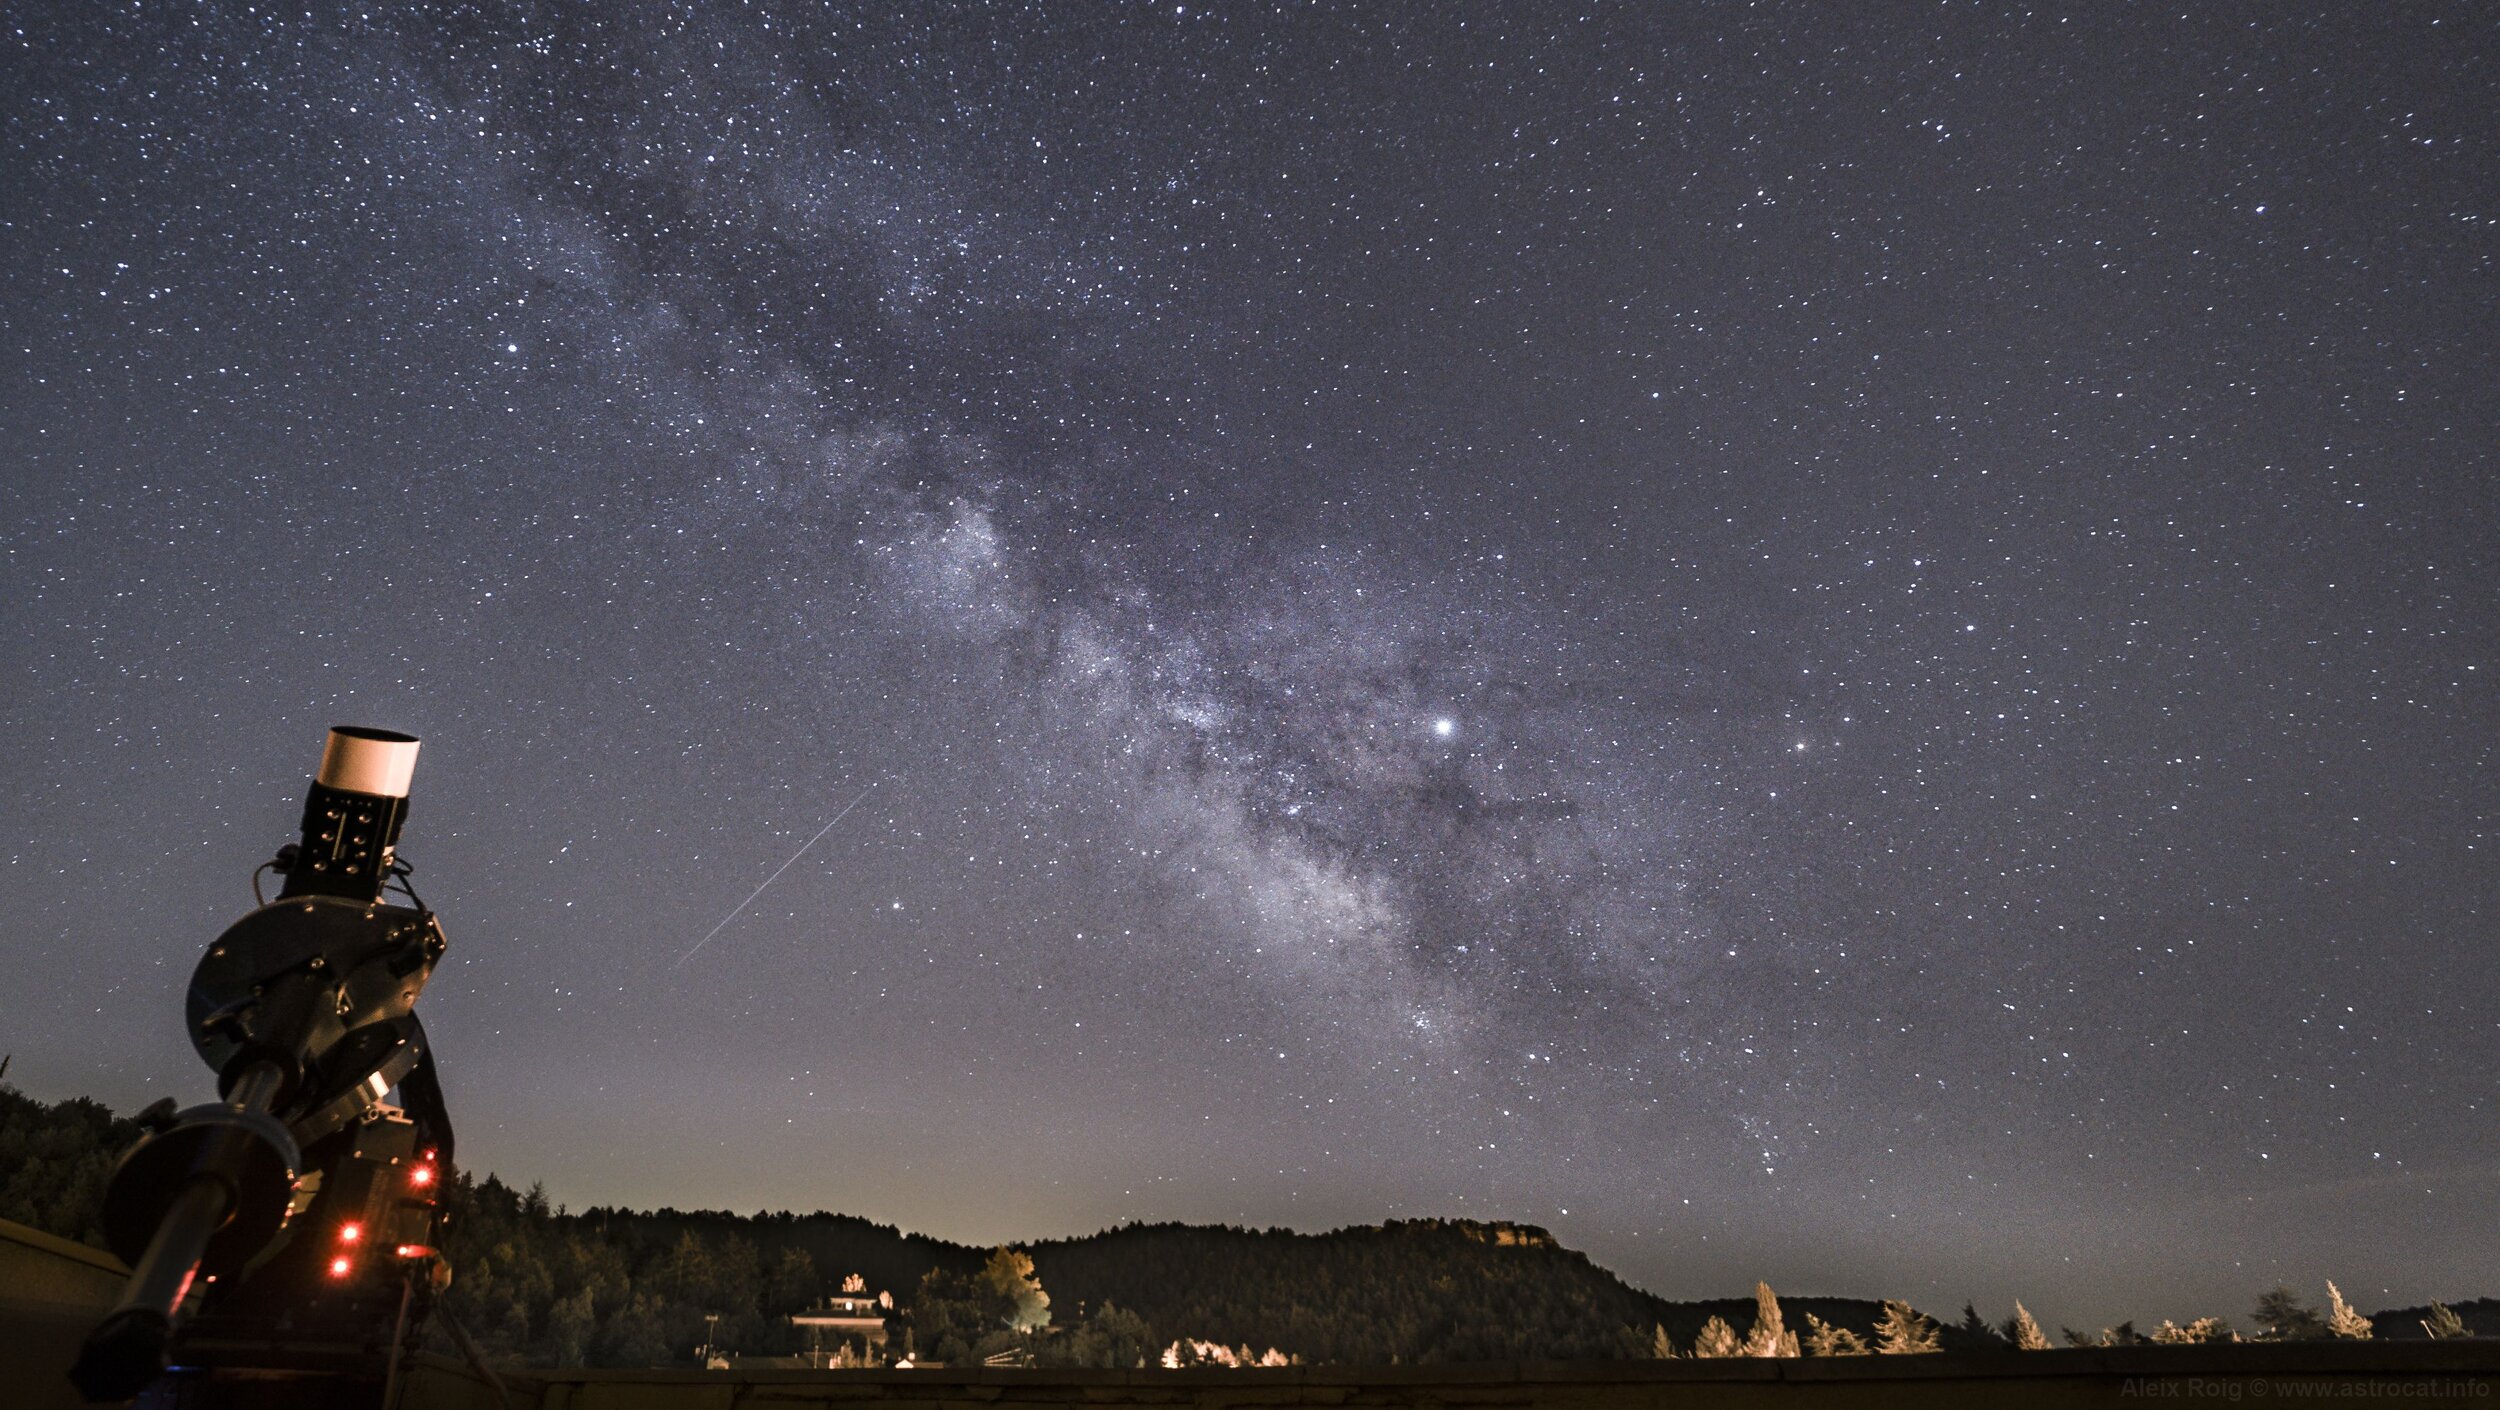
[673,783,875,968]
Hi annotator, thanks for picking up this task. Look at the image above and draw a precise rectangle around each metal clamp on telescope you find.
[70,727,458,1405]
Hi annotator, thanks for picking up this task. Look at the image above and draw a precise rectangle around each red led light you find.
[409,1164,436,1188]
[396,1243,434,1259]
[328,1256,353,1279]
[337,1221,363,1244]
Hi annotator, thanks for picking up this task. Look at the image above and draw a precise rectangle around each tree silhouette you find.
[1956,1302,2008,1349]
[2062,1321,2144,1348]
[980,1246,1053,1332]
[2003,1302,2051,1351]
[2325,1282,2374,1340]
[765,1247,819,1312]
[2149,1318,2233,1344]
[1740,1282,1799,1356]
[1041,1302,1157,1368]
[1874,1300,1941,1354]
[904,1266,1003,1364]
[2254,1286,2323,1340]
[1803,1312,1870,1355]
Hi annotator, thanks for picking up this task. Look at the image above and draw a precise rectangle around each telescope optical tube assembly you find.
[281,725,420,902]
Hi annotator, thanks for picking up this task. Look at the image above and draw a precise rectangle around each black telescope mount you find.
[69,726,459,1407]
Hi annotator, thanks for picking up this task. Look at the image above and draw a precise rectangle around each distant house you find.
[791,1273,893,1368]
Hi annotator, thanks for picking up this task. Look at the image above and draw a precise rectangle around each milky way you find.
[3,6,2493,1329]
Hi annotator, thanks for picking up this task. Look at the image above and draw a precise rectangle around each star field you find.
[1,4,2493,1332]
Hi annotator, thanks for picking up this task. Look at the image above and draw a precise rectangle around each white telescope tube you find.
[315,727,420,799]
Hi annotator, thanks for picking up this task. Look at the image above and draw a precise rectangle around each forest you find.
[3,1084,2488,1370]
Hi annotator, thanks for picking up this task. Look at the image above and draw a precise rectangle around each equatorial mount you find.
[69,727,458,1405]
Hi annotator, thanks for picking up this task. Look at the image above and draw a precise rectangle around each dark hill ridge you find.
[584,1203,1897,1362]
[2367,1299,2500,1340]
[1023,1217,1892,1363]
[3,1084,1888,1363]
[3,1085,2484,1365]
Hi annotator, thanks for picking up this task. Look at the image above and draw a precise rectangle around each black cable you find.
[388,859,428,913]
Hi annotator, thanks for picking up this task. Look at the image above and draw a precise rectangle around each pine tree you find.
[2004,1302,2051,1351]
[652,1230,719,1305]
[1873,1300,1941,1354]
[2324,1282,2373,1340]
[1803,1313,1870,1356]
[1650,1324,1677,1359]
[2254,1286,2323,1340]
[763,1247,819,1312]
[2422,1302,2467,1340]
[1740,1282,1800,1356]
[1691,1315,1742,1358]
[1957,1302,2008,1349]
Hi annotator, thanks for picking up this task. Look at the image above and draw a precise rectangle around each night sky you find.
[3,4,2493,1333]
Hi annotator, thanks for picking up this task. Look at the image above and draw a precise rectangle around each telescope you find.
[69,727,457,1405]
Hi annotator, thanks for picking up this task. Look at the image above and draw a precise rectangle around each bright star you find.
[1432,717,1456,738]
